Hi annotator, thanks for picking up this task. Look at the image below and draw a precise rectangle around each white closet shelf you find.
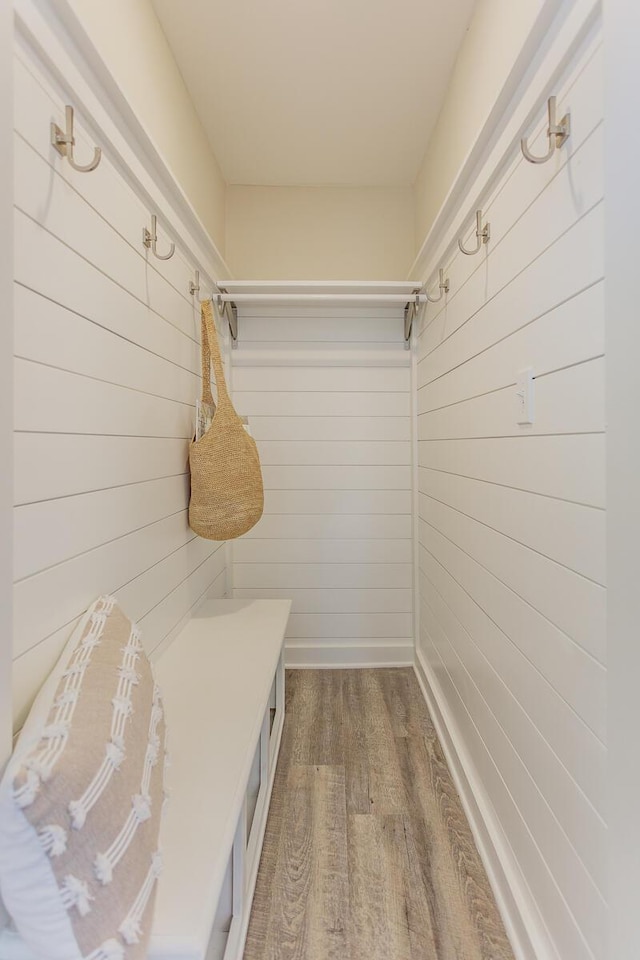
[219,281,420,293]
[218,280,420,305]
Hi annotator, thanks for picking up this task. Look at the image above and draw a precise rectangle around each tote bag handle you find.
[200,299,231,409]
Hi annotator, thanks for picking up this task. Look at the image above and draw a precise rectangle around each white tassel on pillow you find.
[117,666,140,686]
[13,769,40,809]
[63,662,88,679]
[54,689,79,708]
[106,742,125,769]
[93,853,113,886]
[60,875,94,917]
[101,940,125,960]
[118,916,143,945]
[25,756,53,782]
[41,723,70,740]
[38,825,68,858]
[146,741,159,767]
[90,938,125,960]
[111,696,133,719]
[68,799,88,830]
[132,794,151,823]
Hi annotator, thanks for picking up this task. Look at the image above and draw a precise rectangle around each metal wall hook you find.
[142,215,175,260]
[51,105,102,173]
[424,268,450,304]
[189,270,200,296]
[458,209,490,256]
[521,96,571,164]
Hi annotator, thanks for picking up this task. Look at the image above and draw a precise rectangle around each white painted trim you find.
[409,0,601,285]
[244,713,269,878]
[222,815,246,960]
[413,647,558,960]
[285,641,414,669]
[14,0,231,285]
[410,313,421,667]
[221,280,421,295]
[223,294,417,305]
[606,1,640,957]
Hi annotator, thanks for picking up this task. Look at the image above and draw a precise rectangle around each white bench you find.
[0,598,290,960]
[149,599,290,960]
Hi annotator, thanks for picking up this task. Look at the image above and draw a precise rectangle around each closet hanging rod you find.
[217,293,420,304]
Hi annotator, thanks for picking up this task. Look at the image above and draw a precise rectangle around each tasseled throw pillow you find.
[0,596,167,960]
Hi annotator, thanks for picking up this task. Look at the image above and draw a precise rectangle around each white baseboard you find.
[285,640,413,669]
[413,647,557,960]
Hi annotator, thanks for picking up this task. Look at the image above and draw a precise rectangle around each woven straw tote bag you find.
[188,300,264,540]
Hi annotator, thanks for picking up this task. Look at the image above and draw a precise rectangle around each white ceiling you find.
[152,0,476,187]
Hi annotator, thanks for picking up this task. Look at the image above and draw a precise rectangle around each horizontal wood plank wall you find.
[232,307,413,667]
[12,43,228,729]
[415,30,604,960]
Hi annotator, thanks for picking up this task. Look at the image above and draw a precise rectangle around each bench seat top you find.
[149,600,290,960]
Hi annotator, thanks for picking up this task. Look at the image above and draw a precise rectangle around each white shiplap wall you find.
[11,25,229,730]
[415,23,604,960]
[232,308,413,667]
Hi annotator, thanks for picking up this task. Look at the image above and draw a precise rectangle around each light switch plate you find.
[516,367,534,424]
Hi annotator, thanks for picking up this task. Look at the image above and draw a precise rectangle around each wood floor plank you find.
[347,814,412,960]
[286,670,345,765]
[399,815,445,960]
[342,671,371,815]
[376,667,434,738]
[245,764,349,960]
[395,727,515,959]
[360,671,407,815]
[244,669,514,960]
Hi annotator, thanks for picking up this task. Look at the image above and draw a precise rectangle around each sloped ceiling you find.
[152,0,476,186]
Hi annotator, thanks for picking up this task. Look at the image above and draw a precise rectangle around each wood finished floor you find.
[243,668,515,960]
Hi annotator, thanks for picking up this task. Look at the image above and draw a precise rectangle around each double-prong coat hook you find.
[142,215,175,261]
[521,96,571,164]
[458,210,490,256]
[189,270,200,297]
[51,105,102,173]
[424,268,450,304]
